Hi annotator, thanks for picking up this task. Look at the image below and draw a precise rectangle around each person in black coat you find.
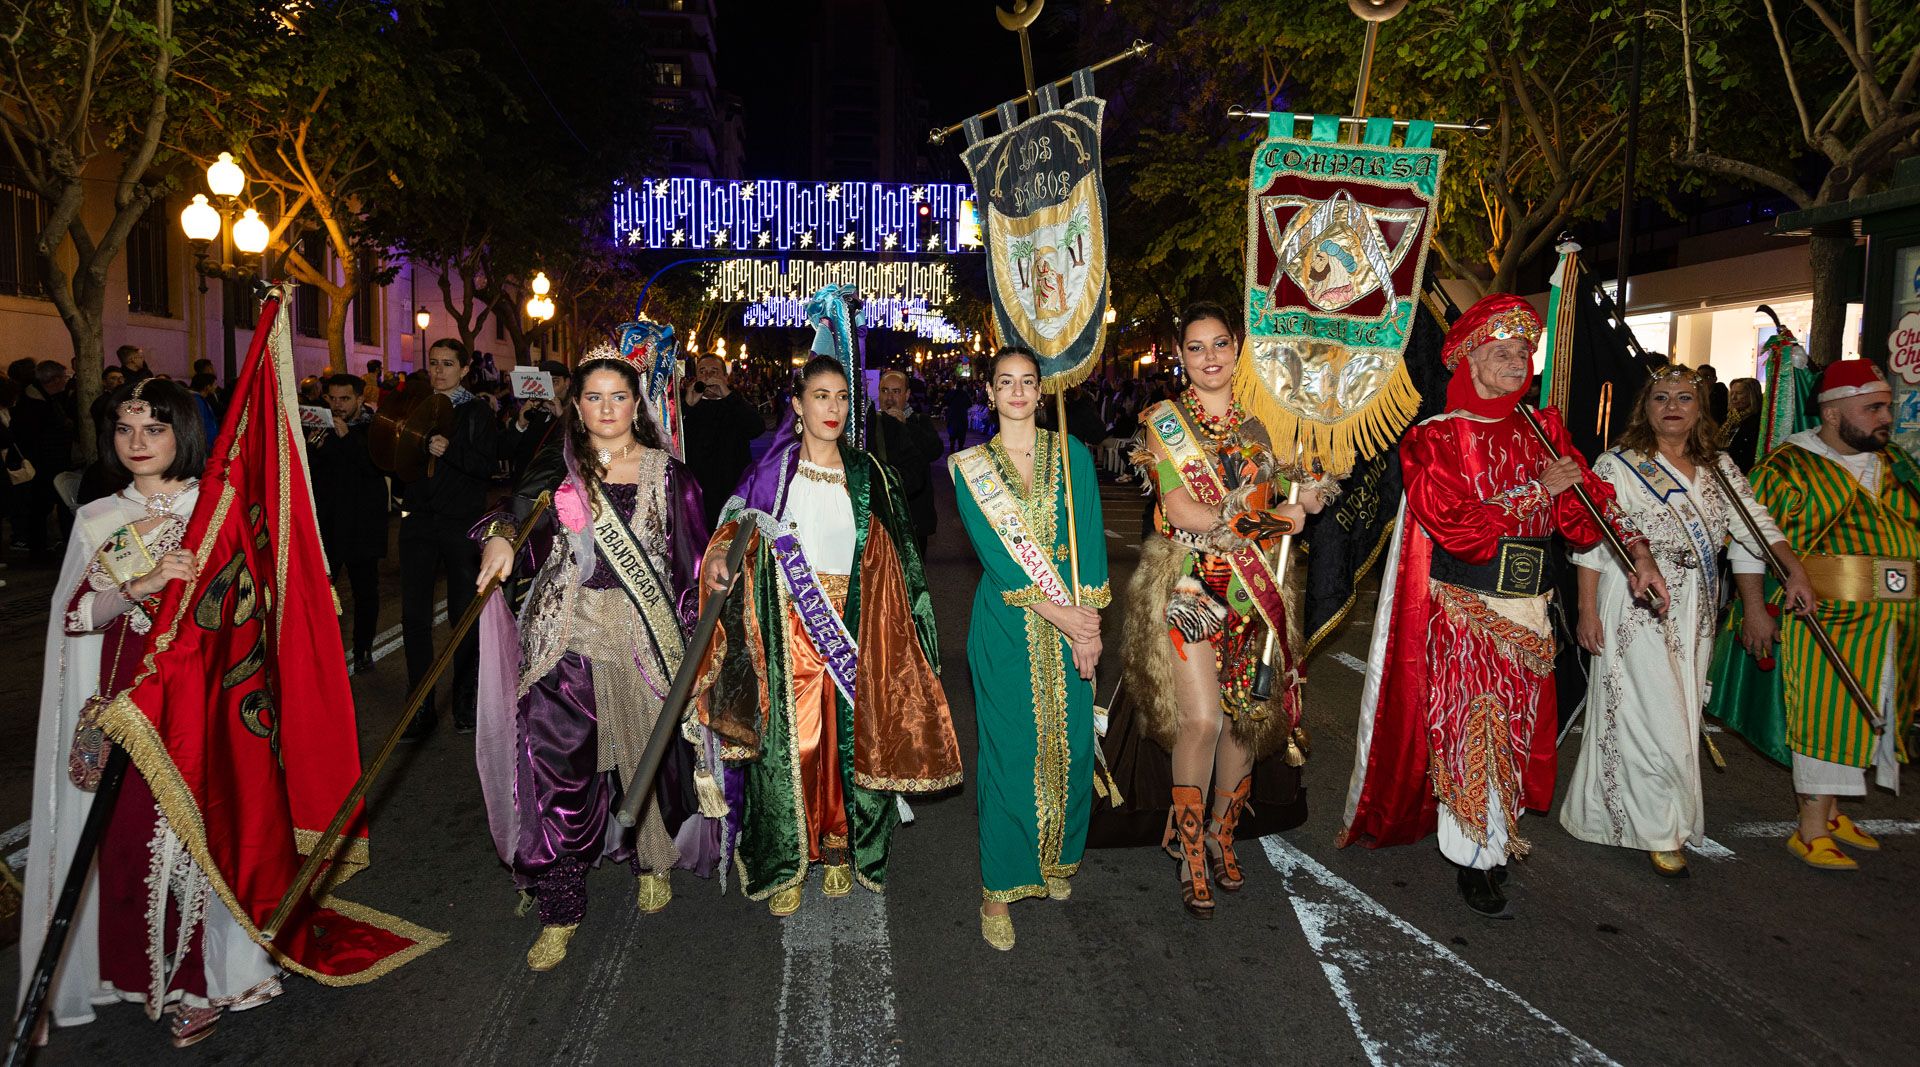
[312,374,391,672]
[12,360,76,563]
[680,354,764,528]
[399,339,498,739]
[502,360,571,483]
[870,368,943,557]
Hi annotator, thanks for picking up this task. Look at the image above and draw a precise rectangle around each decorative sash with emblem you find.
[1617,448,1721,607]
[1145,403,1288,633]
[589,481,687,673]
[769,529,860,704]
[950,444,1073,607]
[959,69,1109,388]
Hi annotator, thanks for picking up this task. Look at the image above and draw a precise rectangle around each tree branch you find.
[1676,150,1813,207]
[1762,0,1821,150]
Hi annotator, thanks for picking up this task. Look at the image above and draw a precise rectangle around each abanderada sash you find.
[1145,403,1289,633]
[950,443,1074,607]
[770,528,860,705]
[589,480,686,673]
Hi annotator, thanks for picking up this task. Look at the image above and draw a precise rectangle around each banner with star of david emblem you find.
[1237,114,1445,475]
[959,68,1109,390]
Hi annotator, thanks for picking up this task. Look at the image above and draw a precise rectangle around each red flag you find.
[99,292,443,983]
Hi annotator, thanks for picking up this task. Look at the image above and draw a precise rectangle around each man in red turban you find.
[1339,293,1667,918]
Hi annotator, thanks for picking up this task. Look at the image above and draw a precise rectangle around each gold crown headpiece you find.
[117,376,155,419]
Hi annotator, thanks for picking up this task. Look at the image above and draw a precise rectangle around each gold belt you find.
[1800,554,1916,602]
[817,572,850,600]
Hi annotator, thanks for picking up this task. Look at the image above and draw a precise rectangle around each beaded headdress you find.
[117,377,155,419]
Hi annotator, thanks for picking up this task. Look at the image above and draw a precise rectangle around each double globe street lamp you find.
[180,152,270,385]
[524,270,556,324]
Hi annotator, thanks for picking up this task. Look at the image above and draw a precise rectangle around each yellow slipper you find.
[635,871,672,914]
[526,923,579,972]
[1787,833,1858,871]
[1044,875,1071,901]
[1828,815,1881,851]
[768,884,803,917]
[979,906,1014,952]
[1648,850,1689,878]
[822,864,854,898]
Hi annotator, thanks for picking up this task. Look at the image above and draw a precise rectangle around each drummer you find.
[397,338,499,742]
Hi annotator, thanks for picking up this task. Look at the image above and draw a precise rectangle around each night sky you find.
[716,0,1079,177]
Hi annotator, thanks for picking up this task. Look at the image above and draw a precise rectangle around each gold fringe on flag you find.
[1231,340,1422,479]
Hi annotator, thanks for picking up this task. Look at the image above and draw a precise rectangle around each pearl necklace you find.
[596,441,638,466]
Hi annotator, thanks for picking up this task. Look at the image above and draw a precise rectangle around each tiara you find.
[117,377,154,419]
[1650,363,1706,387]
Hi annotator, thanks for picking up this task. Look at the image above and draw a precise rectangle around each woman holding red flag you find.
[24,379,278,1048]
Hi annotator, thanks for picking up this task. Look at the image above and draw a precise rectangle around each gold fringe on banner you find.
[1230,343,1422,479]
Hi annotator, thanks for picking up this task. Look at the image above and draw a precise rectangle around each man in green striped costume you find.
[1729,359,1920,871]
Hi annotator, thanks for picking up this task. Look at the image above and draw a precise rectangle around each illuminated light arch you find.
[613,177,981,254]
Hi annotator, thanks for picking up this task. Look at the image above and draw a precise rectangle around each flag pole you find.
[6,748,130,1066]
[261,492,551,942]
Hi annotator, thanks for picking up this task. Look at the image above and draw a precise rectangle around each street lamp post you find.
[180,152,268,385]
[524,272,556,356]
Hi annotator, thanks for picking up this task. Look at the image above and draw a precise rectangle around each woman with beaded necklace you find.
[951,345,1109,951]
[695,354,960,918]
[473,345,721,972]
[1099,302,1323,918]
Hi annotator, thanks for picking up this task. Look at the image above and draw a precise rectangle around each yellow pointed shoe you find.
[1828,815,1881,851]
[822,864,854,898]
[1044,875,1071,901]
[1648,850,1689,878]
[1787,833,1858,871]
[636,871,672,914]
[768,884,804,917]
[979,906,1015,952]
[526,923,579,972]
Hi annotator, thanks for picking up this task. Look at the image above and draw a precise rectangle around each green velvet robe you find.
[701,440,958,900]
[951,431,1110,902]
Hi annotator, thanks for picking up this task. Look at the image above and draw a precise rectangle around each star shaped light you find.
[627,229,645,245]
[714,229,729,246]
[670,229,685,245]
[739,183,755,198]
[884,233,898,249]
[799,232,815,248]
[911,187,926,202]
[842,232,856,248]
[926,235,941,250]
[757,232,771,247]
[652,183,669,197]
[824,185,841,202]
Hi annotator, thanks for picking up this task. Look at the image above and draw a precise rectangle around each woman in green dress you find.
[951,346,1110,951]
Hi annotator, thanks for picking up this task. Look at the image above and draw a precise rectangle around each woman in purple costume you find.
[474,344,722,971]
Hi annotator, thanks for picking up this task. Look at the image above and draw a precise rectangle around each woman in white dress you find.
[1561,364,1814,877]
[22,379,278,1048]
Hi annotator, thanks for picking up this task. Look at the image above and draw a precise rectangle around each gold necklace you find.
[596,441,638,466]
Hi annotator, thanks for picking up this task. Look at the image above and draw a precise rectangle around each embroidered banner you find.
[1238,114,1444,475]
[1143,401,1289,634]
[616,319,685,460]
[959,69,1109,389]
[950,444,1073,607]
[770,531,859,704]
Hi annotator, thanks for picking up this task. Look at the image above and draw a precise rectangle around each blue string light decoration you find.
[612,178,981,254]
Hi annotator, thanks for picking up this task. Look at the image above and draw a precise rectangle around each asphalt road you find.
[5,453,1917,1066]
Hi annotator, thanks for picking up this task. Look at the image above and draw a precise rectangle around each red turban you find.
[1442,293,1543,370]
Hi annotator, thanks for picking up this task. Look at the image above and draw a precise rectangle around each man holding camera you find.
[681,354,764,528]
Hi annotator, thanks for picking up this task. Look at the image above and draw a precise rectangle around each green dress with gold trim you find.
[951,430,1110,902]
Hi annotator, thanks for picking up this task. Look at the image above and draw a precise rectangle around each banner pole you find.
[260,492,551,941]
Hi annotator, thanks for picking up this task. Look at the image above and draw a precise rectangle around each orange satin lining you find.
[789,583,850,861]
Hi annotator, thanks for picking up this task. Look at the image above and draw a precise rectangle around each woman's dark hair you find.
[567,356,664,512]
[428,338,470,367]
[989,344,1041,381]
[1178,300,1239,342]
[798,355,848,387]
[98,378,207,488]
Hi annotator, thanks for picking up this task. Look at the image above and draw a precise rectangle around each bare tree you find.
[1678,0,1920,361]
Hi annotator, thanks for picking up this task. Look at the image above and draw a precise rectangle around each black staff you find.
[1515,405,1668,616]
[616,527,754,828]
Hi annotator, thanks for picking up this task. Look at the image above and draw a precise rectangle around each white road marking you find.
[1723,819,1920,839]
[1261,835,1619,1066]
[1687,838,1736,860]
[774,872,901,1067]
[1332,651,1368,674]
[566,907,645,1064]
[349,601,447,675]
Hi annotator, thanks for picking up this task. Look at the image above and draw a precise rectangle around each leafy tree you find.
[193,0,480,372]
[1674,0,1920,361]
[0,0,213,455]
